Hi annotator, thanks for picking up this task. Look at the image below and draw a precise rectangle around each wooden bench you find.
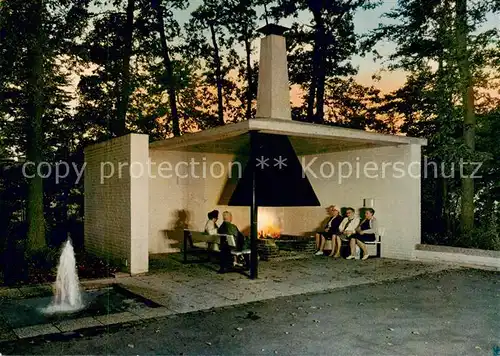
[183,230,251,271]
[182,230,220,263]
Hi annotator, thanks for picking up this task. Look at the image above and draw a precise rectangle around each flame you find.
[258,225,281,239]
[258,209,282,239]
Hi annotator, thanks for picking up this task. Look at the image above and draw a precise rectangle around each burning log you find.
[257,209,283,238]
[258,227,281,239]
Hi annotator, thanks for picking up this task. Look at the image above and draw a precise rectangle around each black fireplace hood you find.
[226,132,320,207]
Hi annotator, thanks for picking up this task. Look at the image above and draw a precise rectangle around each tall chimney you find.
[255,24,291,120]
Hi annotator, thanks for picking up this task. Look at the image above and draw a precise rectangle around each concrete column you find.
[129,134,149,275]
[84,133,149,275]
[407,143,422,256]
[390,143,422,259]
[255,32,292,120]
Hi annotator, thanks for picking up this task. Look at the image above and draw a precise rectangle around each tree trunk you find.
[314,5,334,123]
[209,22,224,126]
[307,24,321,122]
[155,3,180,137]
[436,23,448,235]
[307,13,322,123]
[311,2,359,123]
[456,0,475,233]
[115,0,135,137]
[61,143,70,244]
[315,49,326,121]
[244,37,253,120]
[306,76,317,122]
[26,0,46,252]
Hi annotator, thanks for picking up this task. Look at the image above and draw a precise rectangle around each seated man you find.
[334,207,360,258]
[217,211,248,267]
[346,208,377,260]
[314,205,343,256]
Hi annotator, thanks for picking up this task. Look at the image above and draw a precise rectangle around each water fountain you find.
[0,239,161,337]
[41,238,83,314]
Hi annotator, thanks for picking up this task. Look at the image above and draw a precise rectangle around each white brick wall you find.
[84,134,149,274]
[296,144,422,259]
[85,134,423,267]
[148,144,423,260]
[148,150,248,254]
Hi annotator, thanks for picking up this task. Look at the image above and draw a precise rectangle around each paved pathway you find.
[0,255,459,341]
[1,268,498,355]
[119,255,459,313]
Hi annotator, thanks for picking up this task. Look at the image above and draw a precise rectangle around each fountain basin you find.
[0,284,161,329]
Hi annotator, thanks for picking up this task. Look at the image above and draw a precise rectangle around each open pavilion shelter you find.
[83,24,426,276]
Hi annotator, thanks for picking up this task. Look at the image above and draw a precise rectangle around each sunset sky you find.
[168,0,497,94]
[87,1,498,97]
[174,0,408,93]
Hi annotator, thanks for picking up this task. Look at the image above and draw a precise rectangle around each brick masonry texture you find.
[257,237,316,260]
[84,134,150,274]
[84,135,132,269]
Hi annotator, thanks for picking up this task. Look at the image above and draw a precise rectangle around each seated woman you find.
[346,208,377,260]
[314,205,343,256]
[204,210,219,250]
[315,205,335,250]
[334,207,360,258]
[204,210,219,235]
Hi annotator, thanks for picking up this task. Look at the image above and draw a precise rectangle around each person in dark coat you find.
[314,205,343,256]
[217,211,248,269]
[346,208,378,260]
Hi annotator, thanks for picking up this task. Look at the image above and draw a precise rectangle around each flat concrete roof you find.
[149,118,427,155]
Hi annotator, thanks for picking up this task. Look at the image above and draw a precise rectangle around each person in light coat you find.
[333,207,360,258]
[204,210,219,251]
[204,210,219,235]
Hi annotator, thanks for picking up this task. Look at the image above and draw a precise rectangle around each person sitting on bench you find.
[314,205,343,256]
[334,207,360,258]
[346,208,377,260]
[204,210,219,234]
[204,210,219,250]
[217,211,248,267]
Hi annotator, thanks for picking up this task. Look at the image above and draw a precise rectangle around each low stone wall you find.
[414,244,500,271]
[257,239,280,260]
[257,235,316,261]
[275,239,316,253]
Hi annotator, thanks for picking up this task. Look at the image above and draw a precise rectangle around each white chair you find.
[226,234,236,248]
[225,234,251,257]
[364,227,384,257]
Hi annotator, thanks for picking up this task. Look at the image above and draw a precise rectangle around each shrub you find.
[422,232,454,246]
[452,225,500,251]
[25,247,59,284]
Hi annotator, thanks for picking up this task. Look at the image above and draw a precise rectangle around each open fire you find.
[258,225,281,239]
[257,209,283,239]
